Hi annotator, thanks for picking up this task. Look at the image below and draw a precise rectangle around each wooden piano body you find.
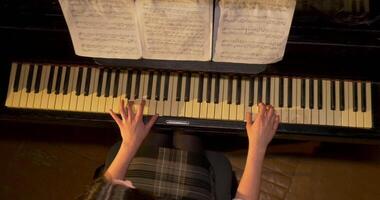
[1,0,380,142]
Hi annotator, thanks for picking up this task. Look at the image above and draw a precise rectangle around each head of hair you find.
[83,177,155,200]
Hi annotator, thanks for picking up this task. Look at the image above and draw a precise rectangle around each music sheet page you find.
[59,0,142,59]
[213,0,296,64]
[136,0,213,61]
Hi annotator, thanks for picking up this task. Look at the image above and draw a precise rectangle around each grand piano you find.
[1,0,380,142]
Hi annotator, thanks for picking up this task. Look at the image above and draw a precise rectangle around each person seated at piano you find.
[84,100,279,200]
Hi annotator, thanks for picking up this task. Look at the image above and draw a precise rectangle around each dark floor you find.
[1,121,380,200]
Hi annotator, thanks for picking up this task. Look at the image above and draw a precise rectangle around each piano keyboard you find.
[5,63,373,128]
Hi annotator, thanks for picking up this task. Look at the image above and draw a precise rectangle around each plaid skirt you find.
[126,147,216,200]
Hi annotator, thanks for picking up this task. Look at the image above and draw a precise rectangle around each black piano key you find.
[146,71,153,99]
[309,79,314,109]
[163,72,170,101]
[236,76,241,105]
[361,82,366,112]
[197,74,204,103]
[54,66,63,94]
[227,76,233,104]
[126,70,133,99]
[75,67,83,96]
[155,72,162,100]
[353,82,358,112]
[26,64,35,93]
[265,77,270,104]
[214,74,220,104]
[206,74,212,103]
[248,78,254,106]
[317,79,322,110]
[134,71,141,99]
[63,67,71,95]
[279,77,284,107]
[104,69,112,97]
[287,78,292,108]
[84,68,92,96]
[339,81,345,111]
[301,79,305,108]
[97,69,104,97]
[331,80,336,110]
[176,73,183,101]
[47,65,55,94]
[112,70,120,98]
[258,77,263,103]
[185,73,191,102]
[13,63,22,92]
[34,65,43,93]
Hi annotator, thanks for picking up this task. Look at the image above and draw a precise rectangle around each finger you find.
[272,114,280,131]
[245,112,252,126]
[258,103,266,117]
[146,114,159,130]
[267,105,274,119]
[120,99,127,121]
[136,99,146,119]
[127,101,135,120]
[109,109,122,127]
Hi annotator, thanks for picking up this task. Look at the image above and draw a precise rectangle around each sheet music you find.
[136,0,213,61]
[59,0,142,59]
[213,0,296,64]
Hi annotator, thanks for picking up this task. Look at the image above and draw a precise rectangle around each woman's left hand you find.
[109,99,158,151]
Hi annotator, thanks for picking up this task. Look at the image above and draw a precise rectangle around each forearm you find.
[104,142,138,181]
[235,146,266,200]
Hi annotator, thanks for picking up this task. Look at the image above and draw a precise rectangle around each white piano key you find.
[54,66,67,110]
[348,81,356,127]
[84,68,96,112]
[5,63,18,107]
[221,76,230,120]
[90,68,101,113]
[229,77,237,121]
[333,81,342,126]
[26,64,38,108]
[178,74,187,117]
[206,75,216,119]
[148,72,158,115]
[281,77,289,123]
[270,77,276,106]
[236,77,245,121]
[170,73,179,116]
[243,78,251,119]
[214,76,224,120]
[342,81,349,126]
[68,67,79,111]
[185,74,195,118]
[289,78,297,123]
[326,81,334,126]
[304,79,311,124]
[12,64,28,108]
[156,73,166,116]
[19,64,30,108]
[47,65,59,110]
[163,73,174,116]
[76,67,88,111]
[252,77,259,120]
[142,71,150,115]
[62,66,75,111]
[356,82,364,128]
[97,69,108,113]
[318,80,327,125]
[33,64,47,109]
[104,70,115,112]
[311,79,319,125]
[192,74,201,118]
[200,75,209,119]
[364,82,372,128]
[296,78,304,124]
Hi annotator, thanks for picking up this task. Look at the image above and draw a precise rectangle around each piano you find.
[1,0,380,142]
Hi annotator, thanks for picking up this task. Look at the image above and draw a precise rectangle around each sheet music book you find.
[213,0,296,64]
[59,0,213,61]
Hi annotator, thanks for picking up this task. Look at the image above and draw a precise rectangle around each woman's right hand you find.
[245,103,280,152]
